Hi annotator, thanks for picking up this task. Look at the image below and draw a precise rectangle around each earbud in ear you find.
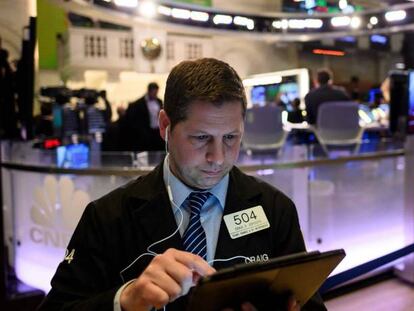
[165,125,170,154]
[165,125,169,144]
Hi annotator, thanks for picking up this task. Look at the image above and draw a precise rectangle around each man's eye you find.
[224,134,235,140]
[195,135,209,141]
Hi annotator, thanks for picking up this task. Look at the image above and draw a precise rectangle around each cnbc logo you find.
[29,175,90,248]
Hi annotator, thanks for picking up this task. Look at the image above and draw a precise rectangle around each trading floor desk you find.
[0,140,408,293]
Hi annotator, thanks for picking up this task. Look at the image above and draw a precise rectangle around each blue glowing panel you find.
[371,34,388,45]
[408,71,414,134]
[57,144,89,168]
[370,34,390,51]
[251,86,266,106]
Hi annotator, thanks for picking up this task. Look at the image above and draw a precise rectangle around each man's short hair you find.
[148,82,159,92]
[164,58,247,129]
[317,69,332,85]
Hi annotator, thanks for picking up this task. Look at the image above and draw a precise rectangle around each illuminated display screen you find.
[56,144,89,168]
[408,71,414,134]
[370,34,390,51]
[250,76,299,110]
[335,36,357,48]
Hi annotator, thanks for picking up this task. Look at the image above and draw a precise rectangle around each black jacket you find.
[305,85,350,125]
[38,164,326,311]
[121,96,164,151]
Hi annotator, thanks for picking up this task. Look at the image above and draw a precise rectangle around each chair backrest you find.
[316,101,362,145]
[243,105,286,150]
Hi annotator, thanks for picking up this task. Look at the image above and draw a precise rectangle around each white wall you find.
[166,34,214,70]
[69,27,134,71]
[213,37,299,78]
[0,0,36,60]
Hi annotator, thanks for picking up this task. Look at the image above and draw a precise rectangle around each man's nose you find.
[206,140,225,165]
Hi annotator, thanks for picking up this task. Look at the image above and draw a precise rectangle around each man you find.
[38,58,326,311]
[305,68,350,125]
[123,82,164,151]
[0,38,18,139]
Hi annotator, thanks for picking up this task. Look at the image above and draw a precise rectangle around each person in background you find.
[99,90,113,124]
[305,68,350,125]
[348,75,361,102]
[33,101,53,138]
[123,82,164,151]
[287,98,304,124]
[380,76,390,104]
[0,37,19,138]
[38,58,326,311]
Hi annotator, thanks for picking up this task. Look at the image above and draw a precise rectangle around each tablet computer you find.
[187,249,345,311]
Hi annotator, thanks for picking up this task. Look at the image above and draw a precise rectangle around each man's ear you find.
[158,109,170,141]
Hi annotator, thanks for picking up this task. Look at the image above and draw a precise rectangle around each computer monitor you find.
[335,36,357,49]
[56,143,89,168]
[368,88,382,104]
[370,34,390,52]
[250,76,299,110]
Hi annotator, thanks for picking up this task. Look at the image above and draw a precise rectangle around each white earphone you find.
[165,125,170,154]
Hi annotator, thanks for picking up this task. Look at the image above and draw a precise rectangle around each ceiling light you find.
[114,0,138,8]
[305,19,323,29]
[350,16,361,28]
[369,16,378,25]
[272,20,282,29]
[288,19,306,29]
[385,10,406,22]
[213,14,232,25]
[171,8,191,19]
[286,19,323,29]
[158,5,171,16]
[331,16,351,27]
[139,1,156,18]
[339,0,348,10]
[234,16,255,30]
[190,11,209,22]
[282,19,289,29]
[396,63,405,69]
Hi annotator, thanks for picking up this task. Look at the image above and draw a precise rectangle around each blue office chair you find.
[242,105,287,154]
[311,101,363,155]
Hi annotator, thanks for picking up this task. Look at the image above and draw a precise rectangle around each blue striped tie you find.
[182,192,211,260]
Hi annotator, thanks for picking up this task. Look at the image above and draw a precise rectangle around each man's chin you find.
[196,176,224,189]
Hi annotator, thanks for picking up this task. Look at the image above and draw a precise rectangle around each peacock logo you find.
[29,175,90,248]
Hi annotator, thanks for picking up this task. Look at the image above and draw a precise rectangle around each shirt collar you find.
[163,155,228,211]
[145,94,157,102]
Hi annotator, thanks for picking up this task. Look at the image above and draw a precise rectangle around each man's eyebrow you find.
[188,129,242,135]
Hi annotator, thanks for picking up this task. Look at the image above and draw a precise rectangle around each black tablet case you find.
[187,249,345,311]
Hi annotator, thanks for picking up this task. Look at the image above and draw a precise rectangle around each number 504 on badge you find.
[223,205,270,239]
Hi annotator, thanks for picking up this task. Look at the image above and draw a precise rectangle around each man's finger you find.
[241,302,257,311]
[287,296,300,311]
[170,250,216,276]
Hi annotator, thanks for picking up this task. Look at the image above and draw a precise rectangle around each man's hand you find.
[120,248,215,311]
[287,297,300,311]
